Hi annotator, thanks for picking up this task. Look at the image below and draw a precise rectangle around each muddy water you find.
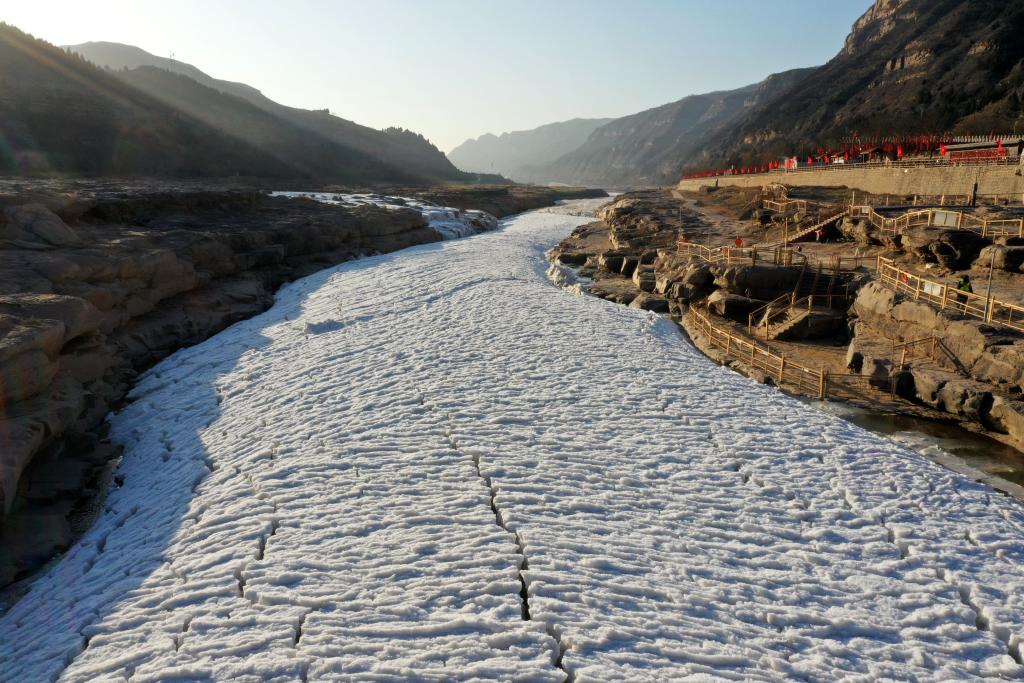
[812,400,1024,496]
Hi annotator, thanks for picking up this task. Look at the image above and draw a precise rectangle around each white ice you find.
[270,191,498,240]
[2,197,1024,681]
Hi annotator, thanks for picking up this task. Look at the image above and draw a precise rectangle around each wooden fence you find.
[676,241,807,267]
[746,293,850,339]
[688,307,827,398]
[876,257,1024,333]
[851,205,1024,238]
[762,198,809,213]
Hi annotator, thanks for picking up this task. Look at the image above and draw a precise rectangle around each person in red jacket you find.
[734,236,743,248]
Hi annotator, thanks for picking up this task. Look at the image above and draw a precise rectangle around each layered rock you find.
[0,187,451,584]
[849,281,1024,446]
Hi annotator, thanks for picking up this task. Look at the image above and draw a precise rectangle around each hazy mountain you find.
[64,41,263,101]
[67,41,467,183]
[528,68,815,188]
[691,0,1024,169]
[447,118,613,182]
[0,28,465,183]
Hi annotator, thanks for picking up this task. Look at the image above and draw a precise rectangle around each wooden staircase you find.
[762,308,811,340]
[761,209,849,249]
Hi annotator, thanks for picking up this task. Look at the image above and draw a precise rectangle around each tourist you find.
[956,274,973,304]
[734,236,743,248]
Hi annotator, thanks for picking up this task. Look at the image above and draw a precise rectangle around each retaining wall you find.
[677,164,1024,198]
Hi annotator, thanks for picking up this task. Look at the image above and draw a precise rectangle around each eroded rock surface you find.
[0,186,444,585]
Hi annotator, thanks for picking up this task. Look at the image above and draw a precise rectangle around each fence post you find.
[940,284,948,310]
[779,355,785,382]
[726,335,731,357]
[818,370,827,400]
[915,278,922,301]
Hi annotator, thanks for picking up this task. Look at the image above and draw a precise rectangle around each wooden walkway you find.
[876,257,1024,333]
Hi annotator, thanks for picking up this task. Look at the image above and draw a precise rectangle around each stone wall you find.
[678,164,1024,198]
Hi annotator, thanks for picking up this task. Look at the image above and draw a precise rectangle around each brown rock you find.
[989,397,1024,444]
[1,204,82,247]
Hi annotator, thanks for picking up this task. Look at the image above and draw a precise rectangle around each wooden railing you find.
[760,208,850,247]
[676,241,808,267]
[876,257,1024,333]
[852,205,1024,238]
[747,293,793,336]
[746,293,849,338]
[762,198,809,213]
[678,239,871,274]
[892,336,969,376]
[855,193,1023,208]
[688,307,827,398]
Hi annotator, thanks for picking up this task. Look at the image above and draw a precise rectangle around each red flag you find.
[897,145,904,159]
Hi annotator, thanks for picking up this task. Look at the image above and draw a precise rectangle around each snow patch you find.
[271,191,498,239]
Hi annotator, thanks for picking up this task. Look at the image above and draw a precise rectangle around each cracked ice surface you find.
[3,198,1024,681]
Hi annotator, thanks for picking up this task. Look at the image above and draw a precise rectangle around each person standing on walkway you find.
[956,274,973,305]
[734,236,743,248]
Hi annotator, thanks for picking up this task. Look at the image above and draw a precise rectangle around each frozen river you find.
[2,198,1024,681]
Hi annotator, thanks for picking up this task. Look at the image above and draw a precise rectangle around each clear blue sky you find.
[7,1,870,151]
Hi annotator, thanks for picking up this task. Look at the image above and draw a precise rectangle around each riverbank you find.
[5,197,1024,680]
[0,180,606,589]
[550,189,1024,490]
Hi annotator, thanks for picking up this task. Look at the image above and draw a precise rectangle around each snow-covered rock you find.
[2,197,1024,681]
[271,192,498,240]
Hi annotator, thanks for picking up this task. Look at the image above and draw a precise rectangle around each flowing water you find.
[813,400,1024,495]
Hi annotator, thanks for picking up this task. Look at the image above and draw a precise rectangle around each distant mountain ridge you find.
[64,42,264,102]
[521,68,815,188]
[452,0,1024,186]
[0,27,467,183]
[67,41,470,183]
[447,118,612,182]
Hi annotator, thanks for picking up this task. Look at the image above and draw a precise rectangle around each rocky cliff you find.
[694,0,1024,168]
[528,69,816,188]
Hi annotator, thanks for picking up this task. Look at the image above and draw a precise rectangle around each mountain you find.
[67,41,467,183]
[527,68,815,188]
[63,41,263,102]
[691,0,1024,169]
[0,26,465,183]
[447,118,613,182]
[499,0,1024,185]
